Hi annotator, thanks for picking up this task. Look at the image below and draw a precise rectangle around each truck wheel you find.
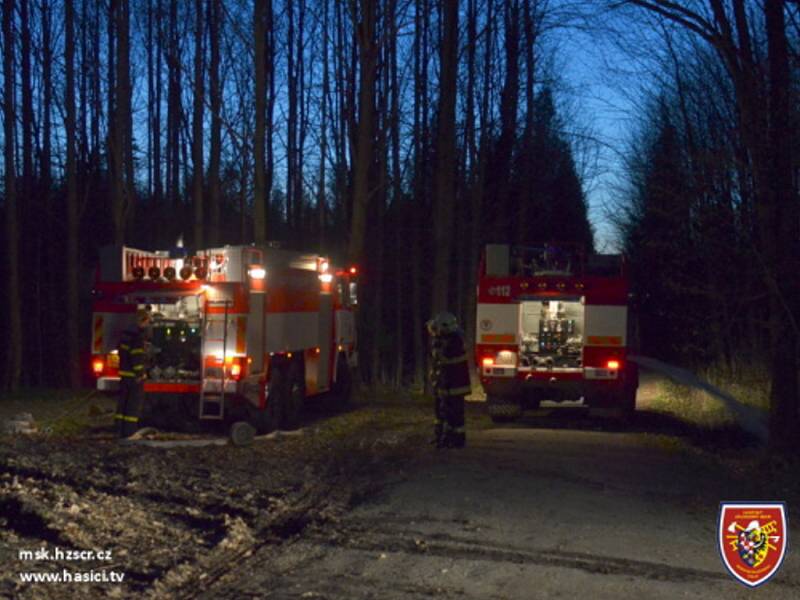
[331,353,352,408]
[487,395,522,423]
[280,361,305,430]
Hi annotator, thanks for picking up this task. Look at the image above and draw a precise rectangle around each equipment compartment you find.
[142,297,203,382]
[519,298,584,369]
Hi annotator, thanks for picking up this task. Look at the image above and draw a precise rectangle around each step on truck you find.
[476,243,638,422]
[90,243,358,432]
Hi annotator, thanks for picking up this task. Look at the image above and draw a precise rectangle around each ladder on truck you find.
[199,299,230,420]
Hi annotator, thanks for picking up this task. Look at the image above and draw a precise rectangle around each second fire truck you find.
[90,243,358,432]
[476,243,638,422]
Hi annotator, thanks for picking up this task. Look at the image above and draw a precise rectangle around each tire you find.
[331,353,352,408]
[280,361,305,430]
[487,395,522,423]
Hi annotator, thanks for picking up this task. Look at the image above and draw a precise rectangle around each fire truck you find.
[476,243,638,422]
[90,243,358,432]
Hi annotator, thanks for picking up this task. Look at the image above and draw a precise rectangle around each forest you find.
[0,1,798,442]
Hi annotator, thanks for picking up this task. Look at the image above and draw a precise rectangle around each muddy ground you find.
[2,375,799,599]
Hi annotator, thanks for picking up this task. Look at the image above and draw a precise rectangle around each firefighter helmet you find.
[427,312,459,337]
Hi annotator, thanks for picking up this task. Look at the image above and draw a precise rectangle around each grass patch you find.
[645,362,769,432]
[0,388,115,436]
[647,378,735,429]
[699,363,770,411]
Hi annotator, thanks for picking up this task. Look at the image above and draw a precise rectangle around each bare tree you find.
[167,0,181,210]
[192,0,204,248]
[317,0,330,250]
[253,0,268,244]
[410,0,430,385]
[65,0,80,388]
[620,0,799,443]
[431,0,459,313]
[348,0,378,265]
[208,0,222,247]
[763,0,798,444]
[2,0,22,389]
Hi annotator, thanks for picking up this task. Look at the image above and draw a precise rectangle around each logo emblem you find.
[718,502,788,587]
[480,319,492,331]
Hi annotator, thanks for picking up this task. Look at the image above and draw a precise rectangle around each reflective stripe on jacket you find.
[119,329,146,379]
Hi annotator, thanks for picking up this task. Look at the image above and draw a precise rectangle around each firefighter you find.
[427,312,471,448]
[116,309,150,437]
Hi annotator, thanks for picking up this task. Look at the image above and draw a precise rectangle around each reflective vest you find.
[118,329,146,380]
[431,331,471,396]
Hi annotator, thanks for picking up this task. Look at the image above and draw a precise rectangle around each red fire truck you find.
[476,244,638,422]
[90,243,358,432]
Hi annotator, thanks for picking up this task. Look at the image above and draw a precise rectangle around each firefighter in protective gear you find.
[427,312,470,448]
[116,309,150,437]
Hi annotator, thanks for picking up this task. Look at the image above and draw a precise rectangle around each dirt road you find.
[2,377,799,598]
[200,416,799,599]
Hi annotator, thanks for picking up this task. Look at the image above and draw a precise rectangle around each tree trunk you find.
[317,0,329,250]
[2,0,22,389]
[296,0,308,243]
[20,0,33,191]
[492,0,519,241]
[153,0,163,206]
[20,0,35,385]
[117,0,133,239]
[348,0,378,265]
[109,0,125,244]
[764,0,798,448]
[167,0,181,213]
[431,0,458,314]
[65,0,80,388]
[121,0,133,211]
[410,0,428,386]
[192,0,204,248]
[91,0,102,172]
[389,0,403,386]
[253,0,267,244]
[208,0,221,247]
[78,0,88,166]
[40,0,53,385]
[147,0,154,197]
[286,0,296,235]
[462,0,482,351]
[516,0,537,245]
[266,0,275,239]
